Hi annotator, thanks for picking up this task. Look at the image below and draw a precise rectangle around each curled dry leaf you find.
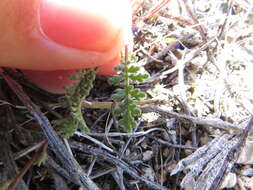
[171,117,253,190]
[237,139,253,164]
[220,172,237,189]
[171,134,240,190]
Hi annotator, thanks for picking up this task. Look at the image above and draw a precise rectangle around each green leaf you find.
[129,89,146,100]
[35,151,47,167]
[68,75,80,80]
[124,60,131,65]
[112,89,126,101]
[130,55,138,62]
[132,107,142,116]
[128,66,140,73]
[114,64,125,71]
[118,116,136,132]
[129,74,149,82]
[109,75,123,85]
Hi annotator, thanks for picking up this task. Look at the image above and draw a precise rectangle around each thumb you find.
[0,0,131,70]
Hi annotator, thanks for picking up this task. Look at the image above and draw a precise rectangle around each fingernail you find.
[39,0,120,52]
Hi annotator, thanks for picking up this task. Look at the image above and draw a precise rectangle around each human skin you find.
[0,0,132,93]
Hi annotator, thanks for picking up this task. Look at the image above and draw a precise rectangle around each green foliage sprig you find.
[54,69,96,138]
[110,55,149,132]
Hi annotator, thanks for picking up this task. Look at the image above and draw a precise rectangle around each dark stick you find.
[0,68,100,190]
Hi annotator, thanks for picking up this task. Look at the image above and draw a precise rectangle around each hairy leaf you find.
[53,69,96,138]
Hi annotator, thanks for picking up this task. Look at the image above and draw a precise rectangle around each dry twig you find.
[0,68,100,190]
[171,116,253,190]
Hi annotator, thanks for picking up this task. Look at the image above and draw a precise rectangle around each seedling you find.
[110,54,149,132]
[53,69,96,138]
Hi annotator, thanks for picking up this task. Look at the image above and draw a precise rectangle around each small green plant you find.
[110,55,149,132]
[54,69,96,138]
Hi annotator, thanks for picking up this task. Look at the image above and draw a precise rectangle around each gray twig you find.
[142,106,239,132]
[70,141,169,190]
[0,68,100,190]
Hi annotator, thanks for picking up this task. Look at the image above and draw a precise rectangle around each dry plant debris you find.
[0,0,253,190]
